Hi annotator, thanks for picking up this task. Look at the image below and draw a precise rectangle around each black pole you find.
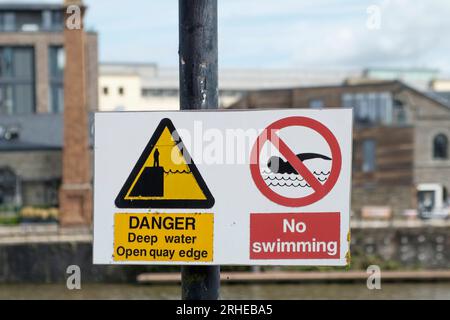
[179,0,218,110]
[179,0,220,300]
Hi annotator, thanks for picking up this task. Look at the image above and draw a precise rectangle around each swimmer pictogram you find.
[250,116,342,207]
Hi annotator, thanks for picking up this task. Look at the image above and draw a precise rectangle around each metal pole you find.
[179,0,220,300]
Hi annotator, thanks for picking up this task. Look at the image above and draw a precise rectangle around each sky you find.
[5,0,450,73]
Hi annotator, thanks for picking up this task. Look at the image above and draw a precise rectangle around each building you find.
[99,63,157,111]
[429,79,450,107]
[231,80,450,219]
[98,64,450,112]
[430,79,450,92]
[0,2,97,214]
[98,64,363,111]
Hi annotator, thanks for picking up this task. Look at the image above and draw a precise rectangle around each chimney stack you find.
[59,0,92,226]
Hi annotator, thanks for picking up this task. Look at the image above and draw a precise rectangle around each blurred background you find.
[1,0,450,299]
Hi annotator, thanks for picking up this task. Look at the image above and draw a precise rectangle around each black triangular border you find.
[115,118,215,209]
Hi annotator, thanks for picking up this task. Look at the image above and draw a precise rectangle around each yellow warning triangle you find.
[115,118,215,209]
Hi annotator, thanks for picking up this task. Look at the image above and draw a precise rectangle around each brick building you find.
[231,80,450,219]
[0,2,97,213]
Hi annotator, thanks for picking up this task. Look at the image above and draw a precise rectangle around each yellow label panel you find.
[113,213,214,262]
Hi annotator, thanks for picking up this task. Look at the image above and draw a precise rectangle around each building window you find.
[393,99,406,124]
[142,88,180,97]
[16,10,42,32]
[50,10,64,31]
[362,139,376,172]
[0,12,16,31]
[433,134,448,160]
[0,47,35,115]
[0,10,62,32]
[44,179,60,206]
[49,46,64,113]
[118,87,124,96]
[0,167,20,207]
[342,92,393,126]
[309,99,324,109]
[142,88,160,97]
[103,87,109,95]
[42,10,52,30]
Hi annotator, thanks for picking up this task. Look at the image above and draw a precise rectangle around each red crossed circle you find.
[250,116,342,207]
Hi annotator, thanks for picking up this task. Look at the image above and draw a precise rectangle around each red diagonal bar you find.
[269,131,325,193]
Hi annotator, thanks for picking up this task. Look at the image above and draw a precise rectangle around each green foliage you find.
[0,215,20,225]
[0,204,20,225]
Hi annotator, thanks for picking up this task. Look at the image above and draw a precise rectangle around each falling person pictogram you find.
[115,118,215,208]
[129,148,165,197]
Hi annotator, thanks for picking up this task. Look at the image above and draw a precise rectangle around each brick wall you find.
[351,224,450,269]
[352,185,415,219]
[414,120,450,193]
[1,223,449,283]
[0,151,61,180]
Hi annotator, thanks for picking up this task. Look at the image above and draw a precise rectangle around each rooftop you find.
[100,63,362,91]
[426,91,450,108]
[229,80,450,111]
[99,63,450,92]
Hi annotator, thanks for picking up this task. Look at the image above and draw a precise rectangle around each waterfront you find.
[2,282,450,300]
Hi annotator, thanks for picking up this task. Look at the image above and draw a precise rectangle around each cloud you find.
[219,0,450,72]
[326,0,450,69]
[3,0,450,72]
